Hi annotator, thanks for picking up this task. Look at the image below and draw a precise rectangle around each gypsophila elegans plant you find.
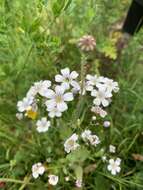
[16,35,121,189]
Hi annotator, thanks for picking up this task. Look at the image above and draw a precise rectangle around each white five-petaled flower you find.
[98,78,119,93]
[91,88,112,107]
[48,175,59,186]
[45,85,73,113]
[17,97,34,112]
[55,68,79,90]
[107,158,121,175]
[64,133,80,153]
[109,145,116,153]
[36,117,51,133]
[32,163,45,179]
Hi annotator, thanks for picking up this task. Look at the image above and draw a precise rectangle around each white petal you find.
[116,166,121,173]
[32,172,39,179]
[71,81,80,90]
[71,133,78,141]
[55,85,65,95]
[93,98,101,106]
[61,82,70,90]
[61,68,70,76]
[55,111,62,117]
[48,111,56,118]
[55,74,64,82]
[109,159,114,164]
[63,92,73,101]
[45,89,55,98]
[57,102,68,112]
[46,100,56,110]
[86,74,92,80]
[116,158,121,165]
[43,80,51,88]
[38,167,45,175]
[70,71,79,79]
[107,165,112,171]
[91,90,97,97]
[102,99,109,107]
[111,169,116,175]
[105,91,112,98]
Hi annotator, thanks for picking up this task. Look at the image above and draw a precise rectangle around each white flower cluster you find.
[17,67,120,183]
[81,130,100,146]
[64,130,100,153]
[32,163,59,186]
[86,74,119,107]
[17,68,80,120]
[17,67,119,123]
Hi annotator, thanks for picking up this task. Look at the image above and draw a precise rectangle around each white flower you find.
[103,121,111,128]
[64,133,80,153]
[35,80,51,97]
[81,130,100,147]
[16,113,23,120]
[109,145,116,153]
[81,130,92,142]
[45,85,73,112]
[98,78,119,93]
[17,97,34,112]
[75,179,82,188]
[27,80,51,98]
[55,68,79,90]
[88,135,100,146]
[32,163,45,179]
[36,117,51,133]
[91,88,112,107]
[107,158,121,175]
[91,106,107,118]
[48,175,59,186]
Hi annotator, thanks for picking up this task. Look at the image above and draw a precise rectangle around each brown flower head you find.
[78,35,96,51]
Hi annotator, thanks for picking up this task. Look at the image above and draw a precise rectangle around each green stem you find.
[0,178,34,186]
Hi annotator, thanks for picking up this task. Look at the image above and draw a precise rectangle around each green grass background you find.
[0,0,143,189]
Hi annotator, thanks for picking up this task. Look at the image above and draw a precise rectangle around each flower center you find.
[55,95,63,103]
[111,163,117,170]
[68,140,75,147]
[98,91,105,99]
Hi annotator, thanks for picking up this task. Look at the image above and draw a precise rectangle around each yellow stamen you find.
[26,109,38,120]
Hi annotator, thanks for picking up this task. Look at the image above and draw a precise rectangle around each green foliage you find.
[1,0,143,189]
